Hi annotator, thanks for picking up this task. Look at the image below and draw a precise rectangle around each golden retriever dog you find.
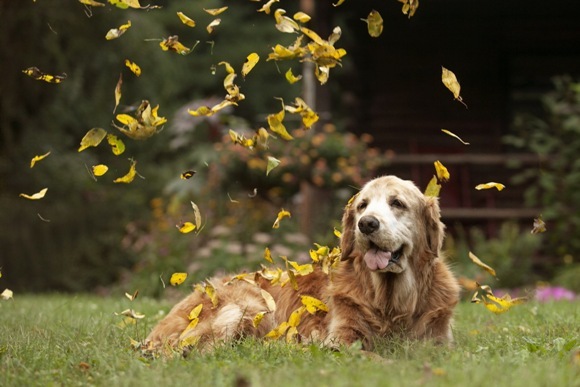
[145,175,460,353]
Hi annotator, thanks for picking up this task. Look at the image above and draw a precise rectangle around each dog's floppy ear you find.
[340,201,356,260]
[423,195,445,256]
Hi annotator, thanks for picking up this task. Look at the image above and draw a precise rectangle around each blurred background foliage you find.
[0,1,577,295]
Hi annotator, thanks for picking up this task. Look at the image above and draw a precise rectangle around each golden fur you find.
[145,175,460,352]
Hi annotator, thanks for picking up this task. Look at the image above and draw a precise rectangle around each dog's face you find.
[341,176,444,274]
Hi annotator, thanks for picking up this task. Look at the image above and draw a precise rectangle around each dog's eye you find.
[390,198,406,209]
[357,200,368,211]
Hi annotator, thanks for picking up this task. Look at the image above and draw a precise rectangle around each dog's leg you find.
[324,296,373,350]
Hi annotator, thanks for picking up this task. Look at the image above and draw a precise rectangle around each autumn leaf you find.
[113,159,138,183]
[264,247,273,263]
[114,100,166,140]
[471,284,527,314]
[274,9,300,33]
[1,289,14,300]
[293,11,311,23]
[242,53,260,78]
[332,0,347,6]
[124,59,141,76]
[20,188,48,200]
[334,228,342,239]
[188,303,203,320]
[205,281,219,308]
[266,156,280,176]
[441,129,470,145]
[79,0,105,6]
[30,152,50,168]
[181,170,196,180]
[399,0,420,18]
[204,7,228,16]
[253,311,267,328]
[468,251,497,277]
[257,0,279,14]
[106,134,125,155]
[361,10,383,38]
[23,67,67,83]
[434,160,450,182]
[289,261,314,276]
[105,20,131,40]
[265,322,289,340]
[475,182,505,191]
[424,176,441,197]
[115,309,145,319]
[206,19,221,34]
[124,290,139,301]
[159,36,193,55]
[170,272,188,286]
[301,295,329,314]
[113,73,122,113]
[177,222,196,234]
[531,216,547,234]
[441,66,468,108]
[190,201,202,230]
[285,68,302,84]
[79,128,107,152]
[260,289,277,312]
[92,164,109,176]
[108,0,141,9]
[272,209,291,229]
[177,12,196,27]
[285,97,319,129]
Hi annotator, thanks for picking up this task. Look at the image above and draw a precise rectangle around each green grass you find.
[1,295,579,387]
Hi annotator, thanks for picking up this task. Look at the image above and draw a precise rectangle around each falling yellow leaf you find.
[274,9,300,33]
[124,290,139,301]
[257,0,279,14]
[188,303,203,320]
[289,260,314,276]
[468,252,497,277]
[272,209,291,229]
[177,222,196,234]
[79,128,107,152]
[23,67,67,83]
[176,11,196,27]
[267,106,293,140]
[399,0,420,18]
[204,7,228,16]
[114,100,166,140]
[30,152,51,168]
[206,18,221,34]
[113,159,138,184]
[190,201,202,230]
[333,0,347,6]
[124,59,141,76]
[266,156,280,176]
[293,12,311,23]
[105,20,131,40]
[531,216,547,234]
[441,129,470,145]
[253,311,267,328]
[106,134,125,155]
[242,53,260,78]
[424,176,441,197]
[472,284,527,314]
[92,164,109,176]
[441,66,468,108]
[1,289,14,300]
[475,182,505,191]
[434,160,450,182]
[284,97,319,129]
[20,188,48,200]
[285,68,302,84]
[115,308,145,319]
[159,35,193,55]
[264,247,273,263]
[113,73,122,113]
[79,0,105,6]
[170,272,188,286]
[181,170,196,180]
[205,281,219,308]
[301,295,329,314]
[260,289,277,312]
[333,228,342,239]
[108,0,141,9]
[361,10,383,38]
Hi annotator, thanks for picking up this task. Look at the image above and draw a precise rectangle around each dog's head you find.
[340,175,444,274]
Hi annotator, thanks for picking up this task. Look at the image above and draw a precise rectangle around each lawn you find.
[0,294,578,387]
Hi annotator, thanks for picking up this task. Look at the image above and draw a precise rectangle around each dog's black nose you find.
[358,215,380,235]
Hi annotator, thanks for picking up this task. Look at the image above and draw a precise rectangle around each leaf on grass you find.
[301,295,329,314]
[265,322,289,340]
[468,251,497,277]
[260,289,277,312]
[424,176,441,197]
[177,222,196,234]
[242,53,260,78]
[106,134,125,155]
[79,128,107,152]
[441,66,468,108]
[475,182,505,191]
[204,7,228,16]
[1,289,14,300]
[170,272,188,286]
[30,152,51,168]
[113,159,138,183]
[361,10,383,38]
[266,156,280,176]
[177,12,196,27]
[20,188,48,200]
[124,59,141,76]
[105,20,131,40]
[434,160,450,182]
[92,164,109,176]
[285,68,302,84]
[206,19,221,34]
[441,129,470,145]
[23,67,67,83]
[113,73,122,113]
[124,290,139,301]
[531,216,547,234]
[181,170,196,180]
[272,209,291,229]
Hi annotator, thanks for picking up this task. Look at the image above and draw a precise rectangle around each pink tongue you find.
[364,249,392,270]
